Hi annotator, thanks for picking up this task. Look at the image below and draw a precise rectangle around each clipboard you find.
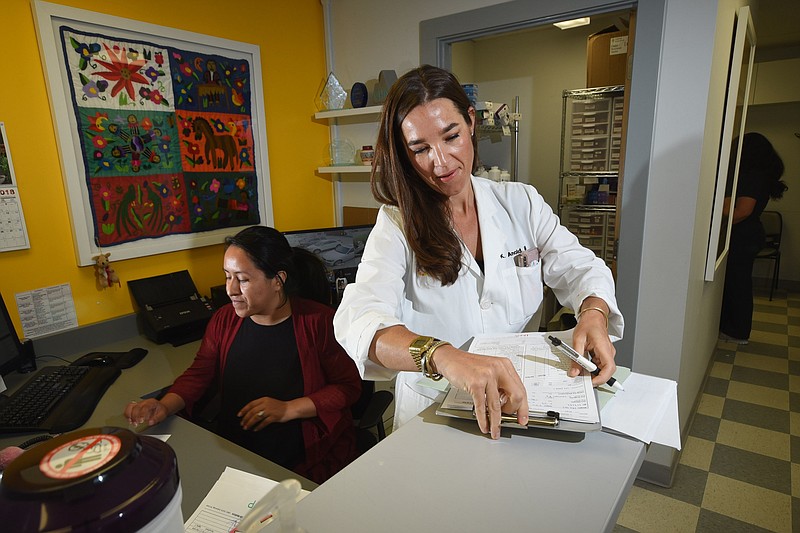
[435,386,602,432]
[434,331,604,433]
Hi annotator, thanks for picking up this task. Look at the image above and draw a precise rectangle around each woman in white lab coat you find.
[333,65,623,439]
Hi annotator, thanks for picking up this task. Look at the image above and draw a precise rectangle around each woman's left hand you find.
[571,299,616,387]
[238,397,289,431]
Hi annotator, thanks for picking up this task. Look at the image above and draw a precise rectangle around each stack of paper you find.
[600,372,681,450]
[423,329,682,448]
[436,331,602,431]
[467,332,600,424]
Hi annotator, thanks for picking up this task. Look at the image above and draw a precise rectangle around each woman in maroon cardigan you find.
[124,226,362,483]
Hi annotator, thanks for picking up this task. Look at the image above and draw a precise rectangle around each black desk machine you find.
[128,270,213,346]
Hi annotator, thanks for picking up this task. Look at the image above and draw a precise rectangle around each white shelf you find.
[317,165,373,173]
[314,105,382,120]
[314,104,383,226]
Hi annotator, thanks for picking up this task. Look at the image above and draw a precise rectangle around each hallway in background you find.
[615,288,799,532]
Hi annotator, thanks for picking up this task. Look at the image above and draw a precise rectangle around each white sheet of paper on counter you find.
[600,372,681,450]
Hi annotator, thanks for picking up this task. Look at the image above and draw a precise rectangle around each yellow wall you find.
[1,0,333,333]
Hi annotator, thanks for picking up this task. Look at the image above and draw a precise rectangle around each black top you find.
[218,317,305,469]
[730,167,769,253]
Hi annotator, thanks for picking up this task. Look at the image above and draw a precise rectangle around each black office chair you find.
[351,380,393,454]
[755,210,782,301]
[292,247,395,452]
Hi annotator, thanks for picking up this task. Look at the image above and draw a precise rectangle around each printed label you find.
[40,434,122,479]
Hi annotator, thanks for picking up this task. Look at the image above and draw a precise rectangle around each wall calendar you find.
[0,122,31,253]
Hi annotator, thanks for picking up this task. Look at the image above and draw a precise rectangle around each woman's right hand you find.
[433,346,529,439]
[124,398,169,428]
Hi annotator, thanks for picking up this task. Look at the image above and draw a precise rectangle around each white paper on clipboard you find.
[436,330,601,431]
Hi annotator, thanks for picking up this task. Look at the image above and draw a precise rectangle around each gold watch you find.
[409,336,437,372]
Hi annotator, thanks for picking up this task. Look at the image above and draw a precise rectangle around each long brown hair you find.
[371,65,479,285]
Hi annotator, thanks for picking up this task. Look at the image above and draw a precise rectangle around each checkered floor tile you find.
[614,288,800,533]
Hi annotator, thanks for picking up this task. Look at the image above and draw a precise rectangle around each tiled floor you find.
[614,288,800,533]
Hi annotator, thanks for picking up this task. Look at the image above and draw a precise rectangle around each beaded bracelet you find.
[576,306,609,329]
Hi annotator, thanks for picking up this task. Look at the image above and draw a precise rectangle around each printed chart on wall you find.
[0,122,31,252]
[15,283,78,339]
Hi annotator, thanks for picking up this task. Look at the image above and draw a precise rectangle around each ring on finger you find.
[257,410,265,418]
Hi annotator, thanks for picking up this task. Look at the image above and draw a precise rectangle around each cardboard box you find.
[587,27,629,87]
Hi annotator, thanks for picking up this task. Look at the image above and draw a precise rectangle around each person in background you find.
[125,226,362,483]
[333,65,623,439]
[719,132,788,344]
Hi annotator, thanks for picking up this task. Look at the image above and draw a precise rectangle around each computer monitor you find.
[0,291,34,377]
[283,224,373,305]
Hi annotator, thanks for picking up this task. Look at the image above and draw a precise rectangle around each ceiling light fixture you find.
[554,17,591,30]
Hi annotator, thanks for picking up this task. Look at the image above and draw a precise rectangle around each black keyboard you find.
[0,365,121,434]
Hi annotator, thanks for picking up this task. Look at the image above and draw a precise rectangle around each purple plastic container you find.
[0,427,182,532]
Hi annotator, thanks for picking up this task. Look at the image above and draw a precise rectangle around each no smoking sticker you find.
[40,434,122,479]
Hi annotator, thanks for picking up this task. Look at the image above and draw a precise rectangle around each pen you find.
[548,335,624,392]
[583,350,625,392]
[547,335,597,372]
[593,368,625,391]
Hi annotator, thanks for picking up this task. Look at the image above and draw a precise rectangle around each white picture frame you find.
[32,1,273,266]
[705,6,756,281]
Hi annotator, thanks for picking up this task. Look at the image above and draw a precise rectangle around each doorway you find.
[447,11,632,213]
[430,7,635,326]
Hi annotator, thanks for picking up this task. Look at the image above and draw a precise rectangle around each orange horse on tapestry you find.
[192,116,239,170]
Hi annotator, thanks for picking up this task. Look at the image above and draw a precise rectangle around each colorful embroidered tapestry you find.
[59,26,260,247]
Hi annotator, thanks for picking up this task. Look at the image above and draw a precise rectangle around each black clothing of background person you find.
[720,132,787,342]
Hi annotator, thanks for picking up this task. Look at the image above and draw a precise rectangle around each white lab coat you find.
[333,176,623,428]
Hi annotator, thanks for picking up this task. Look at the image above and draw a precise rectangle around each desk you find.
[0,334,317,519]
[1,333,645,532]
[296,405,646,533]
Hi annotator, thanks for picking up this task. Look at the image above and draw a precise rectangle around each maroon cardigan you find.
[168,297,361,483]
